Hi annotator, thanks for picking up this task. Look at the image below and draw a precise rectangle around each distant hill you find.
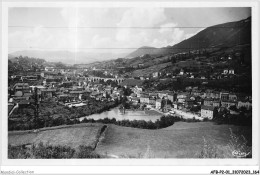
[126,46,157,58]
[9,50,127,64]
[127,17,251,57]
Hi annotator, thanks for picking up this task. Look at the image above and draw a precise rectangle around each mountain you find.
[126,46,157,58]
[9,50,127,64]
[127,17,251,57]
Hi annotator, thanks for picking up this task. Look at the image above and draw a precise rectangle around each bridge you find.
[86,76,125,84]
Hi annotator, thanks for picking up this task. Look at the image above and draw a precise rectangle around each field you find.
[8,122,252,158]
[145,109,163,115]
[8,123,104,149]
[95,122,252,158]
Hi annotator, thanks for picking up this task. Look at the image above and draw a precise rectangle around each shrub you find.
[76,145,101,159]
[197,129,252,158]
[8,142,101,159]
[227,128,252,158]
[198,137,217,158]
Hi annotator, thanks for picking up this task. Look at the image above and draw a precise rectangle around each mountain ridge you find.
[126,17,251,57]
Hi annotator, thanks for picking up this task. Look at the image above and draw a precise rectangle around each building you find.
[148,98,156,105]
[220,92,229,101]
[221,100,237,109]
[158,92,168,99]
[69,91,85,100]
[167,93,174,103]
[204,98,213,106]
[212,100,221,107]
[140,95,149,104]
[237,101,252,110]
[152,72,159,78]
[179,69,184,75]
[41,89,56,98]
[223,69,235,75]
[204,98,220,107]
[155,99,162,109]
[201,105,215,120]
[172,102,178,109]
[13,83,30,93]
[45,67,54,72]
[229,94,237,101]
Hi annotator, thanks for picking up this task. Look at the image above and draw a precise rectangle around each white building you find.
[155,99,162,109]
[201,105,215,120]
[237,101,252,110]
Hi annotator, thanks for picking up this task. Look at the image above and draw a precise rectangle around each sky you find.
[8,7,251,54]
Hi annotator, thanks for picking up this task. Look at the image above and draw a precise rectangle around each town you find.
[6,8,253,160]
[8,46,252,131]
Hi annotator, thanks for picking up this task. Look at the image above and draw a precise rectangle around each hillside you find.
[126,46,157,58]
[8,123,105,149]
[95,122,251,158]
[127,17,251,57]
[8,122,252,158]
[10,50,127,64]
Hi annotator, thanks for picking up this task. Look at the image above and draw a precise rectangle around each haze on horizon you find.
[8,7,251,62]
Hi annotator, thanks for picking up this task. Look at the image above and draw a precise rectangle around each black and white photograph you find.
[1,0,260,174]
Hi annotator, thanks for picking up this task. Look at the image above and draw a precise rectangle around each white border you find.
[1,0,259,171]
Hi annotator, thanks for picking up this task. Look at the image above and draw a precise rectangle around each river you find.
[79,108,163,122]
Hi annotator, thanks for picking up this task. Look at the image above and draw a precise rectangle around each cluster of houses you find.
[126,85,252,120]
[8,65,252,121]
[139,66,237,81]
[8,67,126,116]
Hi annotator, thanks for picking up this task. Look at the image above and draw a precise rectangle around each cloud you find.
[117,8,166,27]
[159,22,178,33]
[8,7,198,55]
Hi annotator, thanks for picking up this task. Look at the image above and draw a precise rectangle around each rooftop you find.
[201,105,215,111]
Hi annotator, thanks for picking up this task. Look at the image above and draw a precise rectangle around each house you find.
[229,69,235,74]
[152,72,159,78]
[41,89,56,98]
[69,91,85,100]
[131,97,140,104]
[204,98,213,106]
[18,100,31,107]
[220,92,229,101]
[229,94,237,101]
[155,99,162,109]
[148,92,158,98]
[140,94,149,104]
[45,67,54,72]
[157,92,167,99]
[223,69,229,75]
[172,102,178,109]
[237,100,252,110]
[221,100,237,109]
[212,100,221,107]
[96,95,103,101]
[201,105,215,120]
[167,93,174,103]
[176,92,188,103]
[62,81,74,88]
[148,98,156,105]
[185,99,195,108]
[13,83,30,93]
[223,69,235,75]
[90,91,101,98]
[179,69,184,75]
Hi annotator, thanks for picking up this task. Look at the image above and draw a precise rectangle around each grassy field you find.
[8,122,251,158]
[8,123,104,149]
[95,122,251,158]
[145,109,163,116]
